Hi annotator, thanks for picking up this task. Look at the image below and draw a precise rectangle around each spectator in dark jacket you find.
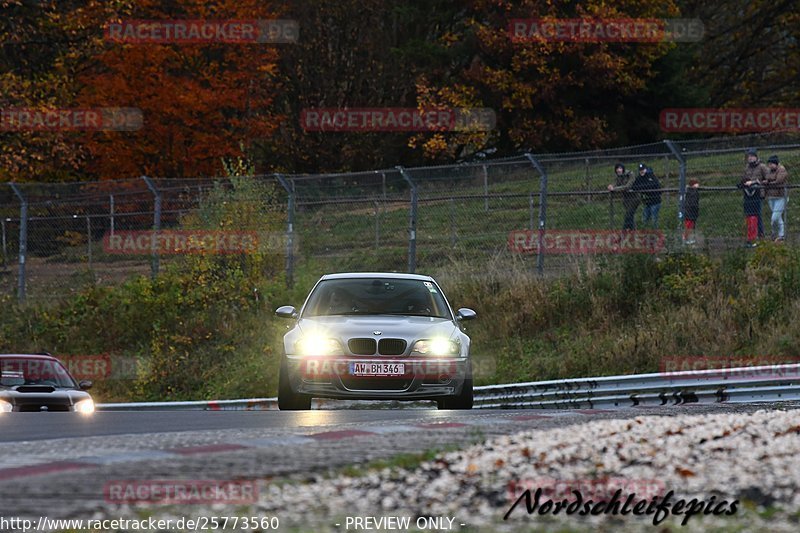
[743,148,768,238]
[764,154,789,242]
[634,163,662,229]
[738,165,763,247]
[683,179,700,245]
[607,163,639,230]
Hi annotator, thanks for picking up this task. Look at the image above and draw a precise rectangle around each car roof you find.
[320,272,436,281]
[319,272,436,282]
[0,354,59,361]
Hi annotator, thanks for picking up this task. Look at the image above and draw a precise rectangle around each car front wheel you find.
[278,356,311,411]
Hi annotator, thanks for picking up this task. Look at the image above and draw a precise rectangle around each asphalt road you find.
[0,408,479,442]
[1,403,796,525]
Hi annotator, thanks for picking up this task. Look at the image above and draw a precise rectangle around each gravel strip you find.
[244,408,800,532]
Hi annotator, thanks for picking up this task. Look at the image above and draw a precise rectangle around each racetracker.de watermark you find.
[103,230,260,255]
[300,108,496,132]
[103,480,257,504]
[660,108,800,133]
[508,18,704,43]
[0,108,142,131]
[660,356,800,380]
[104,19,298,43]
[508,230,665,255]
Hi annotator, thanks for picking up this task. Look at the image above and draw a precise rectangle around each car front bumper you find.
[285,356,469,400]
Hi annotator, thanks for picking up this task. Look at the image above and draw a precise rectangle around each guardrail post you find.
[397,166,417,273]
[9,184,27,302]
[275,174,295,288]
[665,140,686,245]
[525,154,548,275]
[142,176,161,278]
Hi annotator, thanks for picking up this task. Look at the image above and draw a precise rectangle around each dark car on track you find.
[0,354,95,413]
[275,272,477,410]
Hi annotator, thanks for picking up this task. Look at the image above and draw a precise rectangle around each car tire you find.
[437,367,473,410]
[278,356,311,411]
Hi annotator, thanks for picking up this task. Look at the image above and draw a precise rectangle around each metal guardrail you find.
[96,363,800,411]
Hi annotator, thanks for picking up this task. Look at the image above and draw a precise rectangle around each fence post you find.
[664,140,686,245]
[1,218,6,269]
[142,176,161,278]
[397,166,417,273]
[9,184,27,302]
[450,197,456,247]
[109,194,115,238]
[86,215,93,272]
[373,200,380,249]
[275,174,295,288]
[529,192,535,231]
[585,157,591,202]
[525,154,548,275]
[483,165,489,212]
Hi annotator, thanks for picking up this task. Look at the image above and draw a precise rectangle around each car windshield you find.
[303,278,451,318]
[0,358,77,389]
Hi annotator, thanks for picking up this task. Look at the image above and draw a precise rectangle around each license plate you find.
[349,362,405,376]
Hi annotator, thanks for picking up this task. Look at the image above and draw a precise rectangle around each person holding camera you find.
[608,163,640,230]
[738,159,764,248]
[743,148,768,239]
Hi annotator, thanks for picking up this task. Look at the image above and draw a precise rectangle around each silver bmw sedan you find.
[275,272,476,410]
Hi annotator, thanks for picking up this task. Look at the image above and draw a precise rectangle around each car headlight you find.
[295,335,342,356]
[74,398,95,415]
[0,400,12,413]
[411,338,460,356]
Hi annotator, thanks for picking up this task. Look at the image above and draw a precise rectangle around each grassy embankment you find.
[2,148,800,402]
[2,237,800,402]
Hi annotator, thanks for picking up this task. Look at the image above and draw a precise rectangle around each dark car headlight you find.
[411,338,460,356]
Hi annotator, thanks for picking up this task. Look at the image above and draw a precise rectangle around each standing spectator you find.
[607,163,639,230]
[764,154,789,242]
[743,148,768,238]
[737,168,763,247]
[635,163,663,229]
[683,179,700,245]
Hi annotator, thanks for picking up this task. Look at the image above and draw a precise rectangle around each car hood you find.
[0,387,90,404]
[297,315,457,341]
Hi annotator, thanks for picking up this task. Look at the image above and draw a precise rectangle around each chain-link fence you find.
[2,132,799,302]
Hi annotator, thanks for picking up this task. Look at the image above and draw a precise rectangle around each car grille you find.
[14,397,72,412]
[348,338,376,355]
[378,338,406,356]
[17,403,71,412]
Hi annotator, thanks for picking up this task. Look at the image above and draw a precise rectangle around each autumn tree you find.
[409,0,686,159]
[257,0,471,173]
[0,0,106,181]
[76,0,283,179]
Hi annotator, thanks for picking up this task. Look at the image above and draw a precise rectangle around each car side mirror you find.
[275,305,298,319]
[456,308,476,321]
[79,380,93,391]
